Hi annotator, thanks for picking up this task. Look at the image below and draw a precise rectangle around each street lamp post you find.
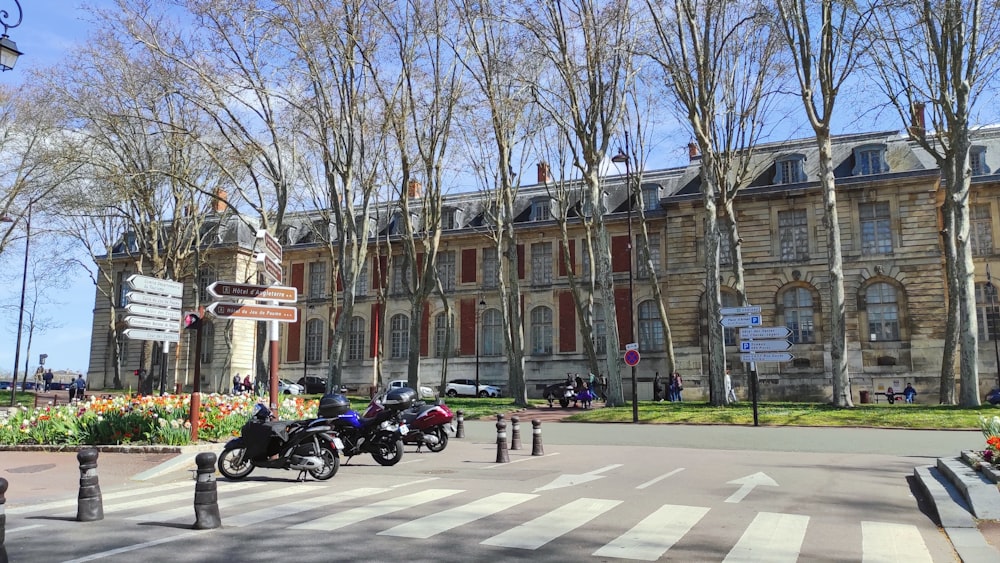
[988,265,1000,390]
[0,0,23,71]
[8,201,30,406]
[611,145,639,423]
[475,297,485,396]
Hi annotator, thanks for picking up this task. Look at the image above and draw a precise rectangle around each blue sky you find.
[0,1,113,377]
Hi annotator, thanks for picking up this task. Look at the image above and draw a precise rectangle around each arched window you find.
[305,319,324,363]
[201,320,214,364]
[638,300,664,352]
[348,316,365,361]
[782,287,815,344]
[530,306,553,355]
[434,313,451,358]
[866,283,900,341]
[390,314,410,358]
[592,304,607,355]
[482,309,503,356]
[976,282,1000,341]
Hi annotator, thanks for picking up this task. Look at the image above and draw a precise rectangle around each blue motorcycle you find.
[324,388,415,466]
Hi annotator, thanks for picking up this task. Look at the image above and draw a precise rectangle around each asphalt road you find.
[2,421,980,562]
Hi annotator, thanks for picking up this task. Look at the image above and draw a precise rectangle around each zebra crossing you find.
[4,478,937,562]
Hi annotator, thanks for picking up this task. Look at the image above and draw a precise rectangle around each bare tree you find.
[867,0,1000,405]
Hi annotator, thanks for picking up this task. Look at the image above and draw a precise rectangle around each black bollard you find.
[1,477,8,563]
[193,452,221,529]
[531,419,544,456]
[510,416,521,450]
[495,420,510,463]
[76,448,104,522]
[455,410,465,439]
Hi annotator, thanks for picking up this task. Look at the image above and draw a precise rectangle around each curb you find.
[937,457,1000,519]
[0,443,223,454]
[914,462,1000,563]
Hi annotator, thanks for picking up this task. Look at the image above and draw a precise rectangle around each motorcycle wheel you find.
[559,397,570,408]
[426,427,448,453]
[218,446,254,480]
[308,442,340,481]
[372,437,404,466]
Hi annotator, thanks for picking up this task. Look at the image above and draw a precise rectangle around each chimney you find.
[909,102,926,139]
[407,179,422,198]
[537,162,552,184]
[214,188,228,214]
[688,142,700,161]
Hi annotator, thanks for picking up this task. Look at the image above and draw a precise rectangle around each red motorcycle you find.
[364,393,454,453]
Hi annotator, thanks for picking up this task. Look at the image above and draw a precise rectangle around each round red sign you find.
[624,349,641,366]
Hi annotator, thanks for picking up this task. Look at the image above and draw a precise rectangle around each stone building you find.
[86,128,1000,402]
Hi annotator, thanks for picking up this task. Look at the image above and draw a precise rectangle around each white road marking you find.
[7,481,194,515]
[127,482,309,522]
[227,487,390,528]
[593,504,709,560]
[479,452,560,470]
[5,524,43,534]
[379,492,537,539]
[60,530,208,563]
[724,472,778,503]
[861,521,933,563]
[288,488,462,531]
[391,477,440,488]
[533,463,623,492]
[723,512,809,563]
[63,481,259,516]
[636,468,685,489]
[482,497,622,550]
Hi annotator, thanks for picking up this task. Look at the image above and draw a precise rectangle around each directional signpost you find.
[740,352,794,363]
[123,275,184,395]
[207,282,297,302]
[206,302,298,322]
[256,229,283,284]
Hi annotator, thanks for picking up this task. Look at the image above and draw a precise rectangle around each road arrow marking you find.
[724,472,778,503]
[533,464,623,492]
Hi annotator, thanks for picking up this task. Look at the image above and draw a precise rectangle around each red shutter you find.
[615,287,632,348]
[420,303,430,356]
[559,240,576,276]
[287,315,301,362]
[460,299,476,356]
[373,256,387,290]
[611,235,630,273]
[291,263,305,292]
[461,248,477,283]
[370,303,381,358]
[559,291,577,352]
[517,244,525,279]
[336,270,343,292]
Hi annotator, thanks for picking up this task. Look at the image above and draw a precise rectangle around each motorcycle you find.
[325,388,414,466]
[365,396,454,453]
[217,403,343,481]
[543,381,576,408]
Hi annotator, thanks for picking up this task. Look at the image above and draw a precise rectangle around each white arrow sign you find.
[124,303,181,320]
[725,472,778,503]
[123,328,181,343]
[533,464,622,492]
[740,352,794,363]
[720,315,762,328]
[126,275,184,298]
[740,340,792,352]
[720,305,761,316]
[740,326,792,340]
[125,316,180,332]
[125,292,182,310]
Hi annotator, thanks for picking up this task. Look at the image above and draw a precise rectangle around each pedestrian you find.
[670,371,683,402]
[43,369,53,392]
[243,374,252,394]
[725,369,737,403]
[34,367,44,393]
[233,373,242,394]
[68,379,76,401]
[885,386,895,404]
[653,371,663,402]
[904,383,917,404]
[598,374,608,402]
[74,374,87,401]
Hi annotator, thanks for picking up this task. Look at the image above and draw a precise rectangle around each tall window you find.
[972,204,994,256]
[482,248,498,289]
[482,308,503,356]
[116,271,128,308]
[971,147,990,176]
[778,209,809,261]
[859,202,892,255]
[116,329,128,362]
[719,227,733,266]
[721,290,739,346]
[639,235,661,278]
[977,283,1000,341]
[638,300,664,352]
[391,260,408,295]
[305,319,324,363]
[201,321,214,364]
[198,267,216,301]
[783,287,815,343]
[530,306,553,355]
[390,314,410,358]
[866,283,900,341]
[581,244,592,277]
[531,242,552,285]
[347,316,365,361]
[592,304,607,355]
[308,261,326,298]
[434,313,451,357]
[355,263,368,297]
[438,251,456,292]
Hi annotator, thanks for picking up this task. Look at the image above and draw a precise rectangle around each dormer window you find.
[641,183,661,211]
[852,144,890,176]
[581,191,609,218]
[773,154,807,185]
[441,208,460,230]
[531,198,551,222]
[389,212,405,235]
[971,146,990,176]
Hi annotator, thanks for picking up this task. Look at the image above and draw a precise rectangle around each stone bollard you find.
[193,452,221,530]
[455,410,465,439]
[76,448,104,522]
[495,420,510,463]
[1,477,8,563]
[531,419,544,456]
[510,416,521,450]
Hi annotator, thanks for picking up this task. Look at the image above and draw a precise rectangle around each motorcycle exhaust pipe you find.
[423,434,440,446]
[289,455,323,470]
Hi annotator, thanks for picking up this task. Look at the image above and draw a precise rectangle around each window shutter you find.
[615,287,632,347]
[420,303,430,356]
[460,299,476,356]
[370,303,381,358]
[559,291,577,352]
[461,248,477,283]
[612,236,630,272]
[291,263,305,292]
[286,315,301,362]
[517,244,525,279]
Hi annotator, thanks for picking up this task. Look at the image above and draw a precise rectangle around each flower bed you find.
[0,393,319,446]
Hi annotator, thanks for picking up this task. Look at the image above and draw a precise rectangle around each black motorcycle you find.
[217,404,343,481]
[323,388,415,466]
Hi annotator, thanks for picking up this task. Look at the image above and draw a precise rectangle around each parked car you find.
[388,379,436,399]
[445,378,502,398]
[297,376,328,394]
[278,379,304,395]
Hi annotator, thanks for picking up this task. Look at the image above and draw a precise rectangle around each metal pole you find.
[475,311,480,395]
[8,202,29,407]
[626,157,638,424]
[990,282,1000,390]
[269,310,279,412]
[190,323,201,442]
